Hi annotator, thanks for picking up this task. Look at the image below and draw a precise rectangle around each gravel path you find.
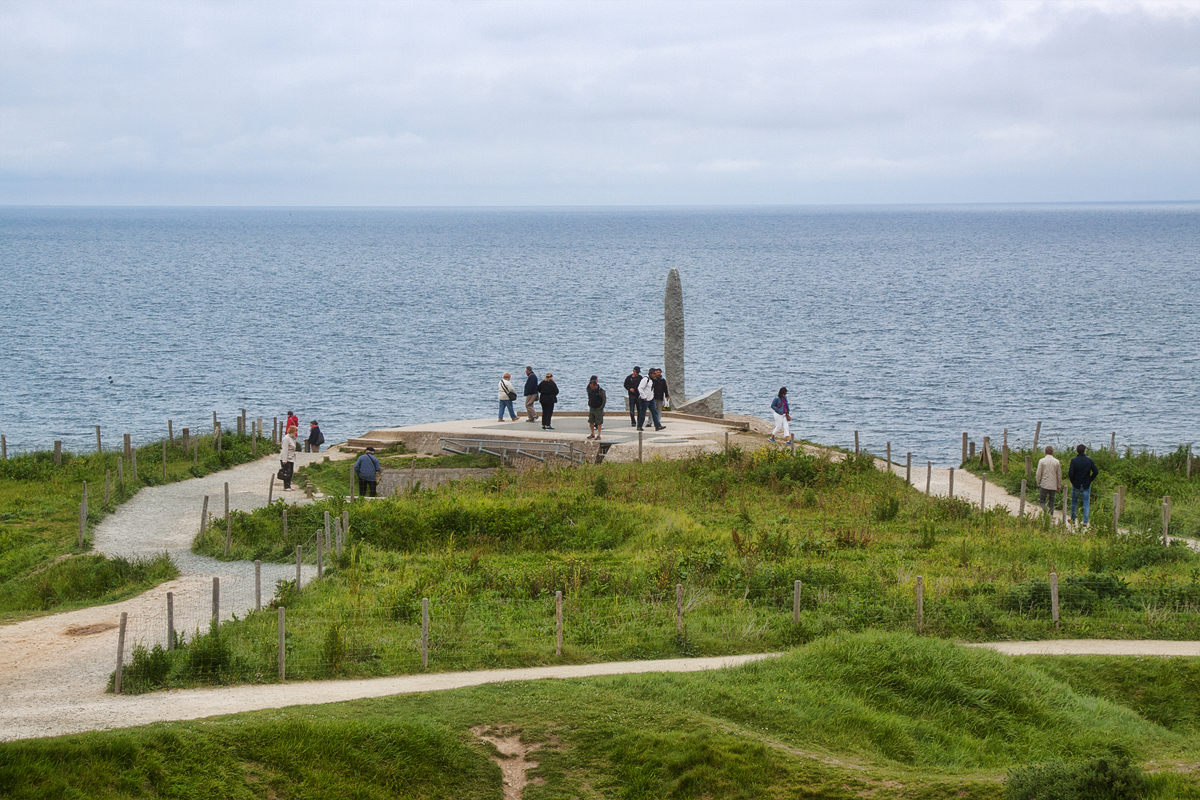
[1,439,1196,744]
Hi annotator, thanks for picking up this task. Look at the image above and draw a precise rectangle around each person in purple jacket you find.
[769,387,796,445]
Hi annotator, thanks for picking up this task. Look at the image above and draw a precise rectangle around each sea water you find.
[1,204,1197,464]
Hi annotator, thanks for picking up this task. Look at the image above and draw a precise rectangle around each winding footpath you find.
[1,444,1198,744]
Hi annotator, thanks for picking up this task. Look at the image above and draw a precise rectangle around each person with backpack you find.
[354,447,382,497]
[586,375,606,440]
[306,420,325,453]
[769,387,796,445]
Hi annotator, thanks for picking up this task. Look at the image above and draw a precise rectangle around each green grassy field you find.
[0,431,277,620]
[6,631,1199,798]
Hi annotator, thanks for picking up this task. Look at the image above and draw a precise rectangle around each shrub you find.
[1006,755,1147,800]
[873,495,900,522]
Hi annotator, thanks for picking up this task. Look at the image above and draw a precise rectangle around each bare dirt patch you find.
[471,724,547,799]
[64,623,119,636]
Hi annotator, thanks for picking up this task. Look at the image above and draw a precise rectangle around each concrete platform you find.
[349,412,758,464]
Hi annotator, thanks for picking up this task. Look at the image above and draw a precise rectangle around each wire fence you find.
[111,570,1200,694]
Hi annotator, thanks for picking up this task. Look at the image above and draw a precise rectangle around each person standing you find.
[1068,444,1100,526]
[586,375,606,440]
[286,410,299,433]
[354,447,382,497]
[651,368,671,422]
[306,420,325,453]
[1035,446,1063,517]
[637,368,663,431]
[769,387,796,445]
[538,372,559,430]
[623,366,642,428]
[280,424,298,490]
[523,366,540,423]
[497,373,519,421]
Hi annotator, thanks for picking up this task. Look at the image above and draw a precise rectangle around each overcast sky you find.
[2,0,1197,206]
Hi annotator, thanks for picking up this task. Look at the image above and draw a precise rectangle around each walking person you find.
[354,446,382,497]
[651,368,671,422]
[285,410,299,433]
[586,375,606,440]
[769,387,796,445]
[1068,444,1100,526]
[306,420,325,453]
[1035,446,1063,518]
[623,366,642,428]
[497,373,519,421]
[280,424,298,490]
[538,372,559,430]
[523,366,540,423]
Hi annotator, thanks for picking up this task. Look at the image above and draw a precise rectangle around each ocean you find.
[1,204,1197,464]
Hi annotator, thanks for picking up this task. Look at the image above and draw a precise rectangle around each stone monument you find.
[664,268,725,418]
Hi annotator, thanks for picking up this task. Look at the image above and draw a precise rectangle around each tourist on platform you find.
[538,372,559,430]
[523,366,540,423]
[354,446,382,497]
[1036,446,1063,517]
[280,425,298,490]
[651,368,671,419]
[306,420,325,453]
[497,373,519,421]
[769,387,795,445]
[586,376,606,440]
[637,368,664,431]
[623,367,642,428]
[1068,444,1100,526]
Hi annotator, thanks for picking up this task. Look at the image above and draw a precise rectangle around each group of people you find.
[498,366,674,439]
[277,411,325,492]
[1035,444,1100,525]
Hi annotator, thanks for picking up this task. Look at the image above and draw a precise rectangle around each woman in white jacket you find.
[280,425,298,490]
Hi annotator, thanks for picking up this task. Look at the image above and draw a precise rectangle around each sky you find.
[1,0,1198,206]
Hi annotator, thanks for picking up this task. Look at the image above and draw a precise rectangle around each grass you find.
[963,443,1200,539]
[6,631,1200,798]
[0,430,277,619]
[152,445,1200,692]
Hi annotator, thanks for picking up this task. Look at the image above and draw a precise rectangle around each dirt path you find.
[1,436,1197,744]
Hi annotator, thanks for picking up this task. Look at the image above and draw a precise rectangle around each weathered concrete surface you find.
[378,467,497,496]
[664,268,685,402]
[675,387,723,418]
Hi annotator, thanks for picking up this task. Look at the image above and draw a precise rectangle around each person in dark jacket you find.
[586,375,606,440]
[537,372,559,430]
[1068,444,1100,525]
[354,447,382,497]
[651,368,671,418]
[306,420,325,453]
[623,367,642,428]
[523,366,540,423]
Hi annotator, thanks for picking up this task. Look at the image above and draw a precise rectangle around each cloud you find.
[0,0,1197,204]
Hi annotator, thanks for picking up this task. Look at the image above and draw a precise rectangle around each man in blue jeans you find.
[1068,444,1099,526]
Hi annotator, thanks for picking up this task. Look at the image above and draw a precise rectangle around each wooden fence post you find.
[854,431,860,455]
[295,545,302,587]
[1113,493,1120,534]
[182,427,189,451]
[886,441,891,467]
[96,425,102,454]
[212,577,219,624]
[1,434,6,460]
[421,598,430,668]
[54,440,62,466]
[1032,421,1042,452]
[278,608,286,679]
[724,431,729,453]
[980,476,987,512]
[961,432,968,465]
[1019,479,1027,517]
[948,468,954,499]
[268,474,275,505]
[793,580,802,624]
[982,436,994,470]
[905,452,911,485]
[167,592,175,650]
[324,512,331,551]
[317,538,323,580]
[1025,455,1032,478]
[114,612,128,694]
[676,584,684,634]
[555,591,563,656]
[342,510,350,544]
[255,560,262,611]
[123,433,132,461]
[925,461,931,495]
[200,495,209,536]
[1002,428,1009,472]
[1050,572,1059,629]
[1111,431,1116,453]
[117,456,124,484]
[168,419,173,444]
[916,577,924,634]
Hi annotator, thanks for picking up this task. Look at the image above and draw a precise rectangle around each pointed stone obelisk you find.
[664,268,685,403]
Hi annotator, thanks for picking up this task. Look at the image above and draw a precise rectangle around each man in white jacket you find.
[637,369,664,431]
[1035,446,1062,517]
